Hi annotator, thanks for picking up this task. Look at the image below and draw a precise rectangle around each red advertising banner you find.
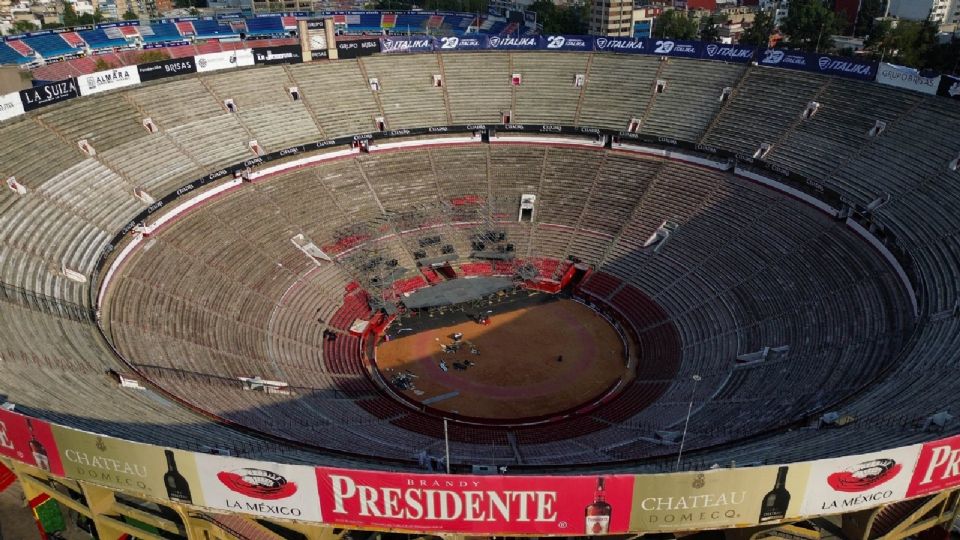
[0,409,63,475]
[907,434,960,497]
[316,467,633,535]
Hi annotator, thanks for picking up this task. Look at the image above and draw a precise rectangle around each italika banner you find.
[315,468,633,535]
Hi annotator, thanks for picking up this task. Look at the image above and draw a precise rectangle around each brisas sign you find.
[137,57,197,82]
[315,468,634,534]
[875,62,940,95]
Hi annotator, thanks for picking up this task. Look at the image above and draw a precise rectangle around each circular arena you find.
[0,42,959,539]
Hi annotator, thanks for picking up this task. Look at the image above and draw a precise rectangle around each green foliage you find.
[94,57,114,71]
[652,9,699,40]
[527,0,588,34]
[780,0,843,52]
[854,0,885,36]
[74,8,105,25]
[137,49,170,63]
[62,2,79,26]
[739,10,774,46]
[864,18,959,73]
[13,20,39,33]
[122,9,139,20]
[699,14,720,43]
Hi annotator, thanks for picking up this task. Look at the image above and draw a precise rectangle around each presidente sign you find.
[0,409,63,475]
[316,468,634,535]
[907,434,960,497]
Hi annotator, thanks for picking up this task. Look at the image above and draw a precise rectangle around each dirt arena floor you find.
[375,298,627,420]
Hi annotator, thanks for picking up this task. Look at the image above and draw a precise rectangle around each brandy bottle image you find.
[585,476,612,535]
[758,466,791,523]
[26,419,50,472]
[164,450,193,504]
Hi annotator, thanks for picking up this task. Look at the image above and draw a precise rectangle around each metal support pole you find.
[675,374,701,471]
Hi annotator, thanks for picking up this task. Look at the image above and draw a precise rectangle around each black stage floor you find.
[401,276,515,309]
[386,286,562,339]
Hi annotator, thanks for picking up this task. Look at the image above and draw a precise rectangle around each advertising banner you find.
[195,454,322,521]
[79,65,141,96]
[0,409,63,475]
[51,426,201,504]
[875,62,940,95]
[907,434,960,497]
[757,48,877,81]
[195,49,255,73]
[800,445,921,515]
[0,90,25,122]
[380,35,436,54]
[316,468,634,535]
[336,39,380,59]
[137,57,197,82]
[486,35,542,50]
[629,463,810,531]
[593,36,647,54]
[435,35,487,50]
[542,35,594,51]
[938,74,960,99]
[647,39,702,58]
[701,43,755,63]
[252,45,303,65]
[19,78,80,111]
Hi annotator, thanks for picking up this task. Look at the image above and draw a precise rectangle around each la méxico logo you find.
[217,468,298,500]
[826,458,901,492]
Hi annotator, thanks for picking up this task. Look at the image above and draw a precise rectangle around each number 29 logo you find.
[546,36,566,49]
[654,40,675,54]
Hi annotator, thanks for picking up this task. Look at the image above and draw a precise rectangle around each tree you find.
[62,2,78,26]
[780,0,842,52]
[739,9,774,46]
[94,57,114,70]
[13,20,39,33]
[652,10,699,40]
[699,14,720,43]
[854,0,886,37]
[122,9,139,20]
[137,50,170,63]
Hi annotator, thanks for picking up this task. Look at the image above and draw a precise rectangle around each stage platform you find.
[402,277,514,309]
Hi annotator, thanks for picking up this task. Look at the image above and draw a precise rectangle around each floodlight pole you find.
[444,418,451,474]
[675,374,701,471]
